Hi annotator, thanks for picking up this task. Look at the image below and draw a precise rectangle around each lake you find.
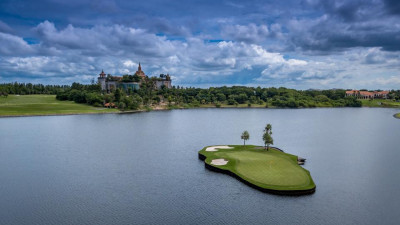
[0,108,399,225]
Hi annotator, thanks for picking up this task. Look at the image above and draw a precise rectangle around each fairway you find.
[360,99,400,107]
[0,95,118,116]
[199,145,316,194]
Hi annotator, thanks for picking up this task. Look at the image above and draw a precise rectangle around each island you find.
[198,145,316,195]
[395,113,400,119]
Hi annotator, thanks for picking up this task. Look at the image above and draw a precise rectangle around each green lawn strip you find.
[0,95,118,116]
[199,145,316,192]
[198,103,267,108]
[360,99,400,107]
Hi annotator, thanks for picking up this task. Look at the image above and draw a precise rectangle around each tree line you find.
[53,83,366,109]
[2,81,400,110]
[0,82,69,95]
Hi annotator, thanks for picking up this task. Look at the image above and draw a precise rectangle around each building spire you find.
[99,69,106,78]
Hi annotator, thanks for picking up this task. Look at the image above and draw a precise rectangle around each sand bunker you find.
[205,146,233,152]
[210,158,229,166]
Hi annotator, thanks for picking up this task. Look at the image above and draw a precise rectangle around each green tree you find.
[114,88,122,103]
[263,124,273,150]
[118,102,126,111]
[241,131,250,146]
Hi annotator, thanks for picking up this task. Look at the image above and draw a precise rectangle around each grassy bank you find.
[360,99,400,107]
[395,113,400,119]
[2,95,399,117]
[199,145,315,194]
[0,95,118,116]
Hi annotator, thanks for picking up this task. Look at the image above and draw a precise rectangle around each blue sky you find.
[0,0,399,89]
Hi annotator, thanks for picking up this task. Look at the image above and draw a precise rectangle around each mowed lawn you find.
[200,145,315,191]
[360,99,400,107]
[0,95,118,116]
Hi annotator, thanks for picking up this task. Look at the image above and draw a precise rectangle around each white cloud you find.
[0,20,399,89]
[220,23,284,44]
[0,32,34,55]
[122,60,137,68]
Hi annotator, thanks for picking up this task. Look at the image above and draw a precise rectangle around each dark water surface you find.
[1,108,399,225]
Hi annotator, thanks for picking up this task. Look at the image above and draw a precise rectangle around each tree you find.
[118,102,126,111]
[241,131,250,146]
[114,88,122,103]
[263,124,273,150]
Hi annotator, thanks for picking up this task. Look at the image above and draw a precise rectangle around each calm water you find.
[0,108,399,225]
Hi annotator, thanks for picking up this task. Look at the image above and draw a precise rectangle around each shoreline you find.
[1,104,400,118]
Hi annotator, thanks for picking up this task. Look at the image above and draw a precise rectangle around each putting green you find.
[199,145,316,194]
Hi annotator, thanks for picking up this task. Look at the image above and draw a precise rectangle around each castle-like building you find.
[98,63,172,92]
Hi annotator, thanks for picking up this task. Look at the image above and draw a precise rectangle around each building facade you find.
[154,74,172,89]
[345,90,389,99]
[97,63,172,92]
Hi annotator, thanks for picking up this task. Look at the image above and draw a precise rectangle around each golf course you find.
[360,99,400,108]
[0,95,118,116]
[199,145,316,195]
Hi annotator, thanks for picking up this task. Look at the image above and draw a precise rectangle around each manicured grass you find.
[199,103,267,108]
[360,99,400,107]
[199,145,316,193]
[0,95,118,116]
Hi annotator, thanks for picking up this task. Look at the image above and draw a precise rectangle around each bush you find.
[227,98,236,105]
[56,92,69,101]
[86,93,103,105]
[191,99,200,107]
[118,102,126,110]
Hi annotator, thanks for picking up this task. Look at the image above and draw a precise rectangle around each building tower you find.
[134,62,146,79]
[98,70,106,91]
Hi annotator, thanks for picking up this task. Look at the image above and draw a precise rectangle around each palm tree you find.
[263,124,273,150]
[241,131,250,146]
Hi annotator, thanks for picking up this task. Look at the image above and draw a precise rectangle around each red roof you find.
[359,91,374,96]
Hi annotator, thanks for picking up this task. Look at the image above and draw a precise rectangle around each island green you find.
[0,95,118,116]
[395,113,400,119]
[199,145,316,195]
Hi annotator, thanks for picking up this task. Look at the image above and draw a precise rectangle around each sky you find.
[0,0,399,89]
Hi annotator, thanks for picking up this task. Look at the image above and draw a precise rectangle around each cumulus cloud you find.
[289,0,400,53]
[33,21,180,57]
[0,21,303,85]
[220,23,284,44]
[0,32,34,55]
[0,0,399,89]
[0,20,13,34]
[221,24,269,43]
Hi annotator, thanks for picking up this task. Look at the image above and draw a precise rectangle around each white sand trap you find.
[211,158,229,166]
[205,145,233,152]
